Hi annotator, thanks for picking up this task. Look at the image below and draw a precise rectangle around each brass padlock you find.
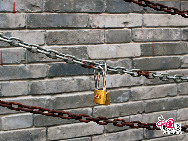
[93,62,110,105]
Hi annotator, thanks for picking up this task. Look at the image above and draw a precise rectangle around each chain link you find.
[0,100,187,131]
[125,0,188,18]
[0,33,188,82]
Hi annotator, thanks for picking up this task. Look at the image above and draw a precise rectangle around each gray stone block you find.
[92,128,144,141]
[145,97,188,113]
[87,44,141,59]
[89,14,142,28]
[106,58,132,70]
[0,128,46,141]
[132,28,180,42]
[44,0,105,13]
[93,101,144,118]
[0,0,43,12]
[177,132,188,141]
[105,29,131,43]
[0,113,33,130]
[52,92,95,110]
[93,104,122,118]
[48,63,93,77]
[108,88,130,103]
[177,82,188,95]
[0,14,26,29]
[142,111,177,123]
[29,76,94,95]
[130,84,177,101]
[133,56,181,71]
[27,14,89,28]
[0,31,45,46]
[0,81,28,97]
[0,48,26,64]
[120,101,144,116]
[144,129,172,140]
[143,14,188,27]
[181,1,188,12]
[141,42,188,56]
[181,55,188,68]
[0,64,48,80]
[177,108,188,121]
[181,28,188,41]
[47,122,104,140]
[46,30,104,45]
[147,135,177,141]
[105,0,134,13]
[61,137,91,141]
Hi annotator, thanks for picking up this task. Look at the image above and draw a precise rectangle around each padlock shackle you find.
[102,63,107,91]
[94,62,107,91]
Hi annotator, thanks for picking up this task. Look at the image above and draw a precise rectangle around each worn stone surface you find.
[181,28,188,41]
[93,101,144,118]
[44,0,105,13]
[89,14,142,28]
[181,55,188,68]
[0,14,26,29]
[46,30,104,45]
[0,128,46,141]
[133,56,181,71]
[132,28,180,42]
[0,0,43,12]
[105,29,131,43]
[0,81,28,97]
[0,113,33,130]
[0,64,48,80]
[48,122,104,140]
[140,42,188,56]
[0,48,26,64]
[105,0,136,13]
[92,129,144,141]
[27,14,89,28]
[130,84,177,101]
[145,96,188,113]
[48,63,93,77]
[0,31,45,45]
[143,14,188,27]
[29,76,94,95]
[177,82,188,95]
[87,44,141,59]
[177,108,188,121]
[61,137,91,141]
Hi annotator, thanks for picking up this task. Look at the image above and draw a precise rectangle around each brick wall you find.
[0,0,188,140]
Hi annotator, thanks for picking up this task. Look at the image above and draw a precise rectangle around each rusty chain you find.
[125,0,188,18]
[0,33,188,83]
[0,100,187,132]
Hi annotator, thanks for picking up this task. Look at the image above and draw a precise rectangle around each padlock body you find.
[94,89,107,105]
[105,92,110,105]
